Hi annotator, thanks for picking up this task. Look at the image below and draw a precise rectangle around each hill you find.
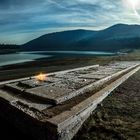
[0,44,20,54]
[23,24,140,52]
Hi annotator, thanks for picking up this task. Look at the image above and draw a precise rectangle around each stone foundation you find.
[0,61,140,140]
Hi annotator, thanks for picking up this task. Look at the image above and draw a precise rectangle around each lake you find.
[27,51,116,56]
[0,52,51,67]
[0,51,116,67]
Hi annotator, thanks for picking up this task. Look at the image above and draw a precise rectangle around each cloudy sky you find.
[0,0,140,44]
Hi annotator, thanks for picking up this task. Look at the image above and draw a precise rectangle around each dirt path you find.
[73,70,140,140]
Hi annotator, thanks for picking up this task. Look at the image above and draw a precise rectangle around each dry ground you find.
[73,70,140,140]
[0,49,140,82]
[0,50,140,140]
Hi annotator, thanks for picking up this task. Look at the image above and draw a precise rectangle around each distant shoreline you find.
[0,50,139,82]
[0,51,118,67]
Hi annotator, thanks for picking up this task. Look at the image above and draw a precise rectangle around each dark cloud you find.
[0,0,45,8]
[0,0,139,44]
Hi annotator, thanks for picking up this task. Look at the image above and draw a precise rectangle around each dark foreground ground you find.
[73,70,140,140]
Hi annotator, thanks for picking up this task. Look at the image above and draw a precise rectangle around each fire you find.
[35,73,47,81]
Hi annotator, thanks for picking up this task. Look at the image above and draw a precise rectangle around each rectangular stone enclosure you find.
[0,61,140,140]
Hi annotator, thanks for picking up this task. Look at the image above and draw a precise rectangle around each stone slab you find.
[0,62,140,140]
[46,65,140,140]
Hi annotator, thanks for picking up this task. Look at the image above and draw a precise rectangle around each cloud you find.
[0,0,140,44]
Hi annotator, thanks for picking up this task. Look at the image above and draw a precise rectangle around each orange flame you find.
[35,73,47,81]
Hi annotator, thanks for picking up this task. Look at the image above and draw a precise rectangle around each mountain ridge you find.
[23,24,140,52]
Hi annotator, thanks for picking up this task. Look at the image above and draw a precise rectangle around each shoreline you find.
[0,51,118,68]
[0,56,110,82]
[0,51,140,82]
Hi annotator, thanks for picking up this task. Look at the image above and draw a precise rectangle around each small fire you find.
[35,73,47,81]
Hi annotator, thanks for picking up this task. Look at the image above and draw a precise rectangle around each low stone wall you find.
[45,65,140,140]
[0,62,140,140]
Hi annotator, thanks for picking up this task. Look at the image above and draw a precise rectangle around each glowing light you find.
[35,73,47,81]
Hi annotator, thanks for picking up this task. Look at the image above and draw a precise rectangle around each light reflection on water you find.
[0,51,116,67]
[0,52,51,66]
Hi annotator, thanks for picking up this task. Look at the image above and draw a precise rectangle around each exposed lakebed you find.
[0,51,117,67]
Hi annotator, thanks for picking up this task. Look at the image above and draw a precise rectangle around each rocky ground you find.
[0,52,140,139]
[0,69,139,140]
[73,70,140,140]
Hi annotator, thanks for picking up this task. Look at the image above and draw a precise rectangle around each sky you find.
[0,0,140,45]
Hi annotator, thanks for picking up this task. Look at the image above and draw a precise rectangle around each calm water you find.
[28,51,116,56]
[0,51,116,67]
[0,52,51,67]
